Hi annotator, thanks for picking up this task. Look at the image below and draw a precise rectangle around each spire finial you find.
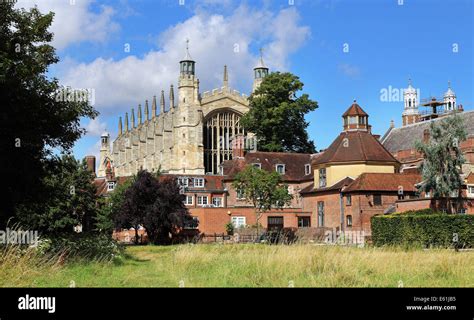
[160,90,165,113]
[118,116,123,136]
[169,84,175,109]
[448,80,451,88]
[152,95,157,117]
[223,65,228,88]
[183,38,192,60]
[408,77,412,86]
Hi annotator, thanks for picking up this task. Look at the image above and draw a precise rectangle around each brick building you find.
[300,102,420,234]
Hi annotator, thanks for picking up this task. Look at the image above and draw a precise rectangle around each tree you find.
[96,177,134,234]
[241,72,318,153]
[0,3,98,227]
[143,178,193,245]
[232,165,293,237]
[16,155,99,234]
[114,171,193,245]
[416,113,467,214]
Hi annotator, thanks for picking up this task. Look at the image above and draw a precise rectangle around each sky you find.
[15,0,474,162]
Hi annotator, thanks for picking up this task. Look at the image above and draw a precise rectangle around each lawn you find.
[2,244,474,287]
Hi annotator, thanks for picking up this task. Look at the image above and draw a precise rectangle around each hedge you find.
[371,211,474,248]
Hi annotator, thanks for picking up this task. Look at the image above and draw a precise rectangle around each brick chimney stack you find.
[85,156,96,176]
[231,134,245,158]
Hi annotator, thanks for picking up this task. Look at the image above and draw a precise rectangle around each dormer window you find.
[276,164,285,174]
[193,178,204,188]
[107,181,115,192]
[252,163,261,169]
[177,177,188,187]
[305,164,311,175]
[319,168,327,188]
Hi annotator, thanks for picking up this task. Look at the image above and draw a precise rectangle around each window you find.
[184,217,199,229]
[458,208,467,215]
[236,188,245,200]
[346,215,353,227]
[305,164,311,175]
[107,181,115,192]
[468,186,474,195]
[349,116,357,124]
[373,194,382,206]
[425,191,431,198]
[197,196,208,206]
[177,177,188,187]
[346,195,352,206]
[193,178,204,188]
[298,217,311,228]
[317,201,325,227]
[252,163,261,169]
[231,216,246,228]
[276,164,285,174]
[184,196,193,206]
[212,197,223,207]
[319,168,327,188]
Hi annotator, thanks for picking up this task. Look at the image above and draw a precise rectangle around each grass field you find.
[1,244,474,287]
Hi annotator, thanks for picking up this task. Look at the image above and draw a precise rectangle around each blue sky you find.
[17,0,473,160]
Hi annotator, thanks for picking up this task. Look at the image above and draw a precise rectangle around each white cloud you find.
[15,0,119,50]
[85,117,107,136]
[57,5,311,116]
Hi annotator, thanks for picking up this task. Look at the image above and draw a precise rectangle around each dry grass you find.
[2,244,473,287]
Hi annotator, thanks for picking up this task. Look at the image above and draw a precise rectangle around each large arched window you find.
[203,110,246,174]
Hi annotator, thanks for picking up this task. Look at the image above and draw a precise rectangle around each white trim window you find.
[212,197,223,207]
[184,196,193,206]
[276,164,285,174]
[305,164,311,175]
[193,178,204,188]
[231,216,246,228]
[236,188,245,200]
[177,177,188,187]
[107,181,115,192]
[197,196,208,206]
[468,186,474,196]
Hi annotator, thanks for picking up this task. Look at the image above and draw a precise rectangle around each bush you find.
[43,233,123,261]
[371,211,474,248]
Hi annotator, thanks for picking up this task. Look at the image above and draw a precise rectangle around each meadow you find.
[1,244,473,287]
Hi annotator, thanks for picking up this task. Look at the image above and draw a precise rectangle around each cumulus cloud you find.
[15,0,119,50]
[57,5,311,116]
[84,117,107,136]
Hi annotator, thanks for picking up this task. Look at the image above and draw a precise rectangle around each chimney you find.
[373,134,381,140]
[458,104,464,112]
[232,134,245,158]
[85,156,96,176]
[423,128,430,143]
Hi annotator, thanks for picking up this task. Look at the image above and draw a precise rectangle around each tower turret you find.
[342,100,369,131]
[253,48,269,92]
[98,131,111,177]
[443,81,456,112]
[178,40,199,106]
[402,78,419,126]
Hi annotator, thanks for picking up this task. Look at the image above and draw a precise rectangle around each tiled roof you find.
[93,177,107,196]
[342,102,368,117]
[222,151,315,182]
[381,110,474,153]
[343,173,421,193]
[300,177,354,194]
[313,131,399,165]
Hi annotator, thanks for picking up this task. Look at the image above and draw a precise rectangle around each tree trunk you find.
[135,227,139,245]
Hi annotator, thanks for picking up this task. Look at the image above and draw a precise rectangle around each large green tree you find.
[241,72,318,153]
[114,171,193,245]
[416,113,467,214]
[17,155,99,234]
[232,165,293,236]
[0,3,97,227]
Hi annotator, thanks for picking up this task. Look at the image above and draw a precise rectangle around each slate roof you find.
[342,102,368,117]
[222,151,315,182]
[313,131,399,165]
[381,110,474,154]
[300,177,354,194]
[343,173,421,193]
